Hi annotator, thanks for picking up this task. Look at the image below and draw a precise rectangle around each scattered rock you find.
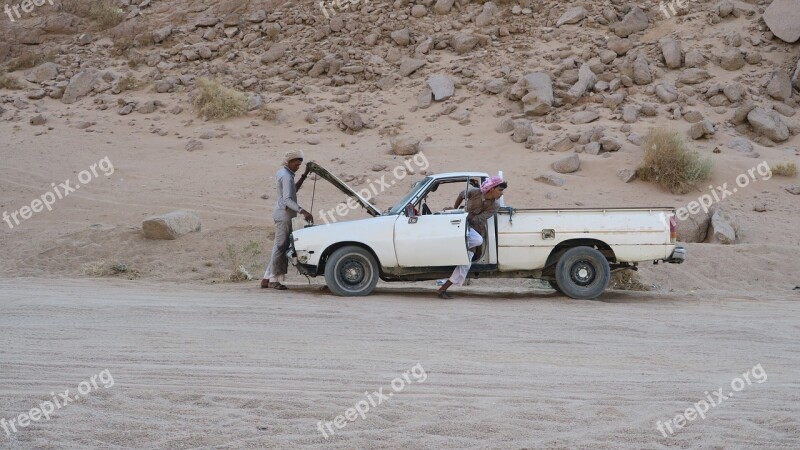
[340,111,364,133]
[451,33,479,54]
[709,207,739,244]
[678,68,711,84]
[659,37,683,69]
[391,135,421,155]
[570,110,600,124]
[617,168,637,183]
[556,6,587,27]
[261,42,289,64]
[535,174,566,186]
[152,25,173,44]
[496,117,514,133]
[785,184,800,195]
[564,63,597,103]
[688,120,716,140]
[29,114,46,126]
[391,28,411,46]
[763,0,800,43]
[613,6,649,38]
[142,211,202,240]
[719,48,745,71]
[511,120,535,143]
[475,2,498,26]
[510,73,553,116]
[551,154,580,174]
[185,139,204,151]
[656,83,679,103]
[747,108,790,142]
[728,137,757,156]
[766,70,793,101]
[676,204,712,243]
[25,62,58,83]
[427,74,455,101]
[399,58,426,77]
[62,69,99,104]
[433,0,455,15]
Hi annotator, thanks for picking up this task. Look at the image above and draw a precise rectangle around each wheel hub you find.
[570,260,595,286]
[340,259,365,285]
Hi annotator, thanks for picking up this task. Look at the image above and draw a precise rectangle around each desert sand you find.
[1,278,799,449]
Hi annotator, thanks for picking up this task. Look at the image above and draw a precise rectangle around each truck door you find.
[393,212,470,267]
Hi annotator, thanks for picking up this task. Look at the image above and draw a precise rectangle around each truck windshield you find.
[387,178,429,215]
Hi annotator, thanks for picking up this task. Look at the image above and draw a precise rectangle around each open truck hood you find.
[306,162,382,217]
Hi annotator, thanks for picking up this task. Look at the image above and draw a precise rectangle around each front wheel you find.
[324,246,380,297]
[555,247,611,300]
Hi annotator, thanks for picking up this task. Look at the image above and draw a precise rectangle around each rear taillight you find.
[669,215,677,243]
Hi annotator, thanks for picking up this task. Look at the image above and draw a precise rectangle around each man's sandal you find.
[437,291,454,299]
[269,282,288,290]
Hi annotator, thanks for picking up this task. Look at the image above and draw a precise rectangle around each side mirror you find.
[404,203,416,218]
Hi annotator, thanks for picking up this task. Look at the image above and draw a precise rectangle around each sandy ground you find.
[0,278,799,449]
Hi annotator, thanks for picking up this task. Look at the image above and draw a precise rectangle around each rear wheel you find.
[555,247,611,300]
[324,246,379,297]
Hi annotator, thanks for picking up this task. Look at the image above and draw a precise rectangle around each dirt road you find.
[0,278,798,449]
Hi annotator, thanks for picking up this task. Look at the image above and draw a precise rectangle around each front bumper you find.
[665,245,686,264]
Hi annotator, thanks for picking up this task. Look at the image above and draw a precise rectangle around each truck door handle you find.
[450,219,461,225]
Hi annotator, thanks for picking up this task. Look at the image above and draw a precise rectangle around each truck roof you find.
[428,172,489,180]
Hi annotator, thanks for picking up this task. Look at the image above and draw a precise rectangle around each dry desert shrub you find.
[0,73,23,90]
[772,162,797,177]
[637,128,712,194]
[81,261,141,280]
[609,270,650,291]
[90,0,125,30]
[223,241,263,282]
[117,75,141,92]
[6,51,55,72]
[193,78,248,120]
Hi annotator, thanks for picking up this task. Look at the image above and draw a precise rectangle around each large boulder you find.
[709,207,739,244]
[509,73,553,116]
[551,154,581,174]
[747,108,790,142]
[676,205,712,243]
[142,211,202,240]
[62,69,99,104]
[763,0,800,43]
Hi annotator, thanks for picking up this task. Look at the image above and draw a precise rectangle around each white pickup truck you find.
[289,164,686,299]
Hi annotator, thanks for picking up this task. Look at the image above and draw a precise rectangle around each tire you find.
[324,246,380,297]
[555,246,611,300]
[549,280,565,295]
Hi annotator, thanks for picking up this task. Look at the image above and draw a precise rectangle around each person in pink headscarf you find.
[437,176,507,299]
